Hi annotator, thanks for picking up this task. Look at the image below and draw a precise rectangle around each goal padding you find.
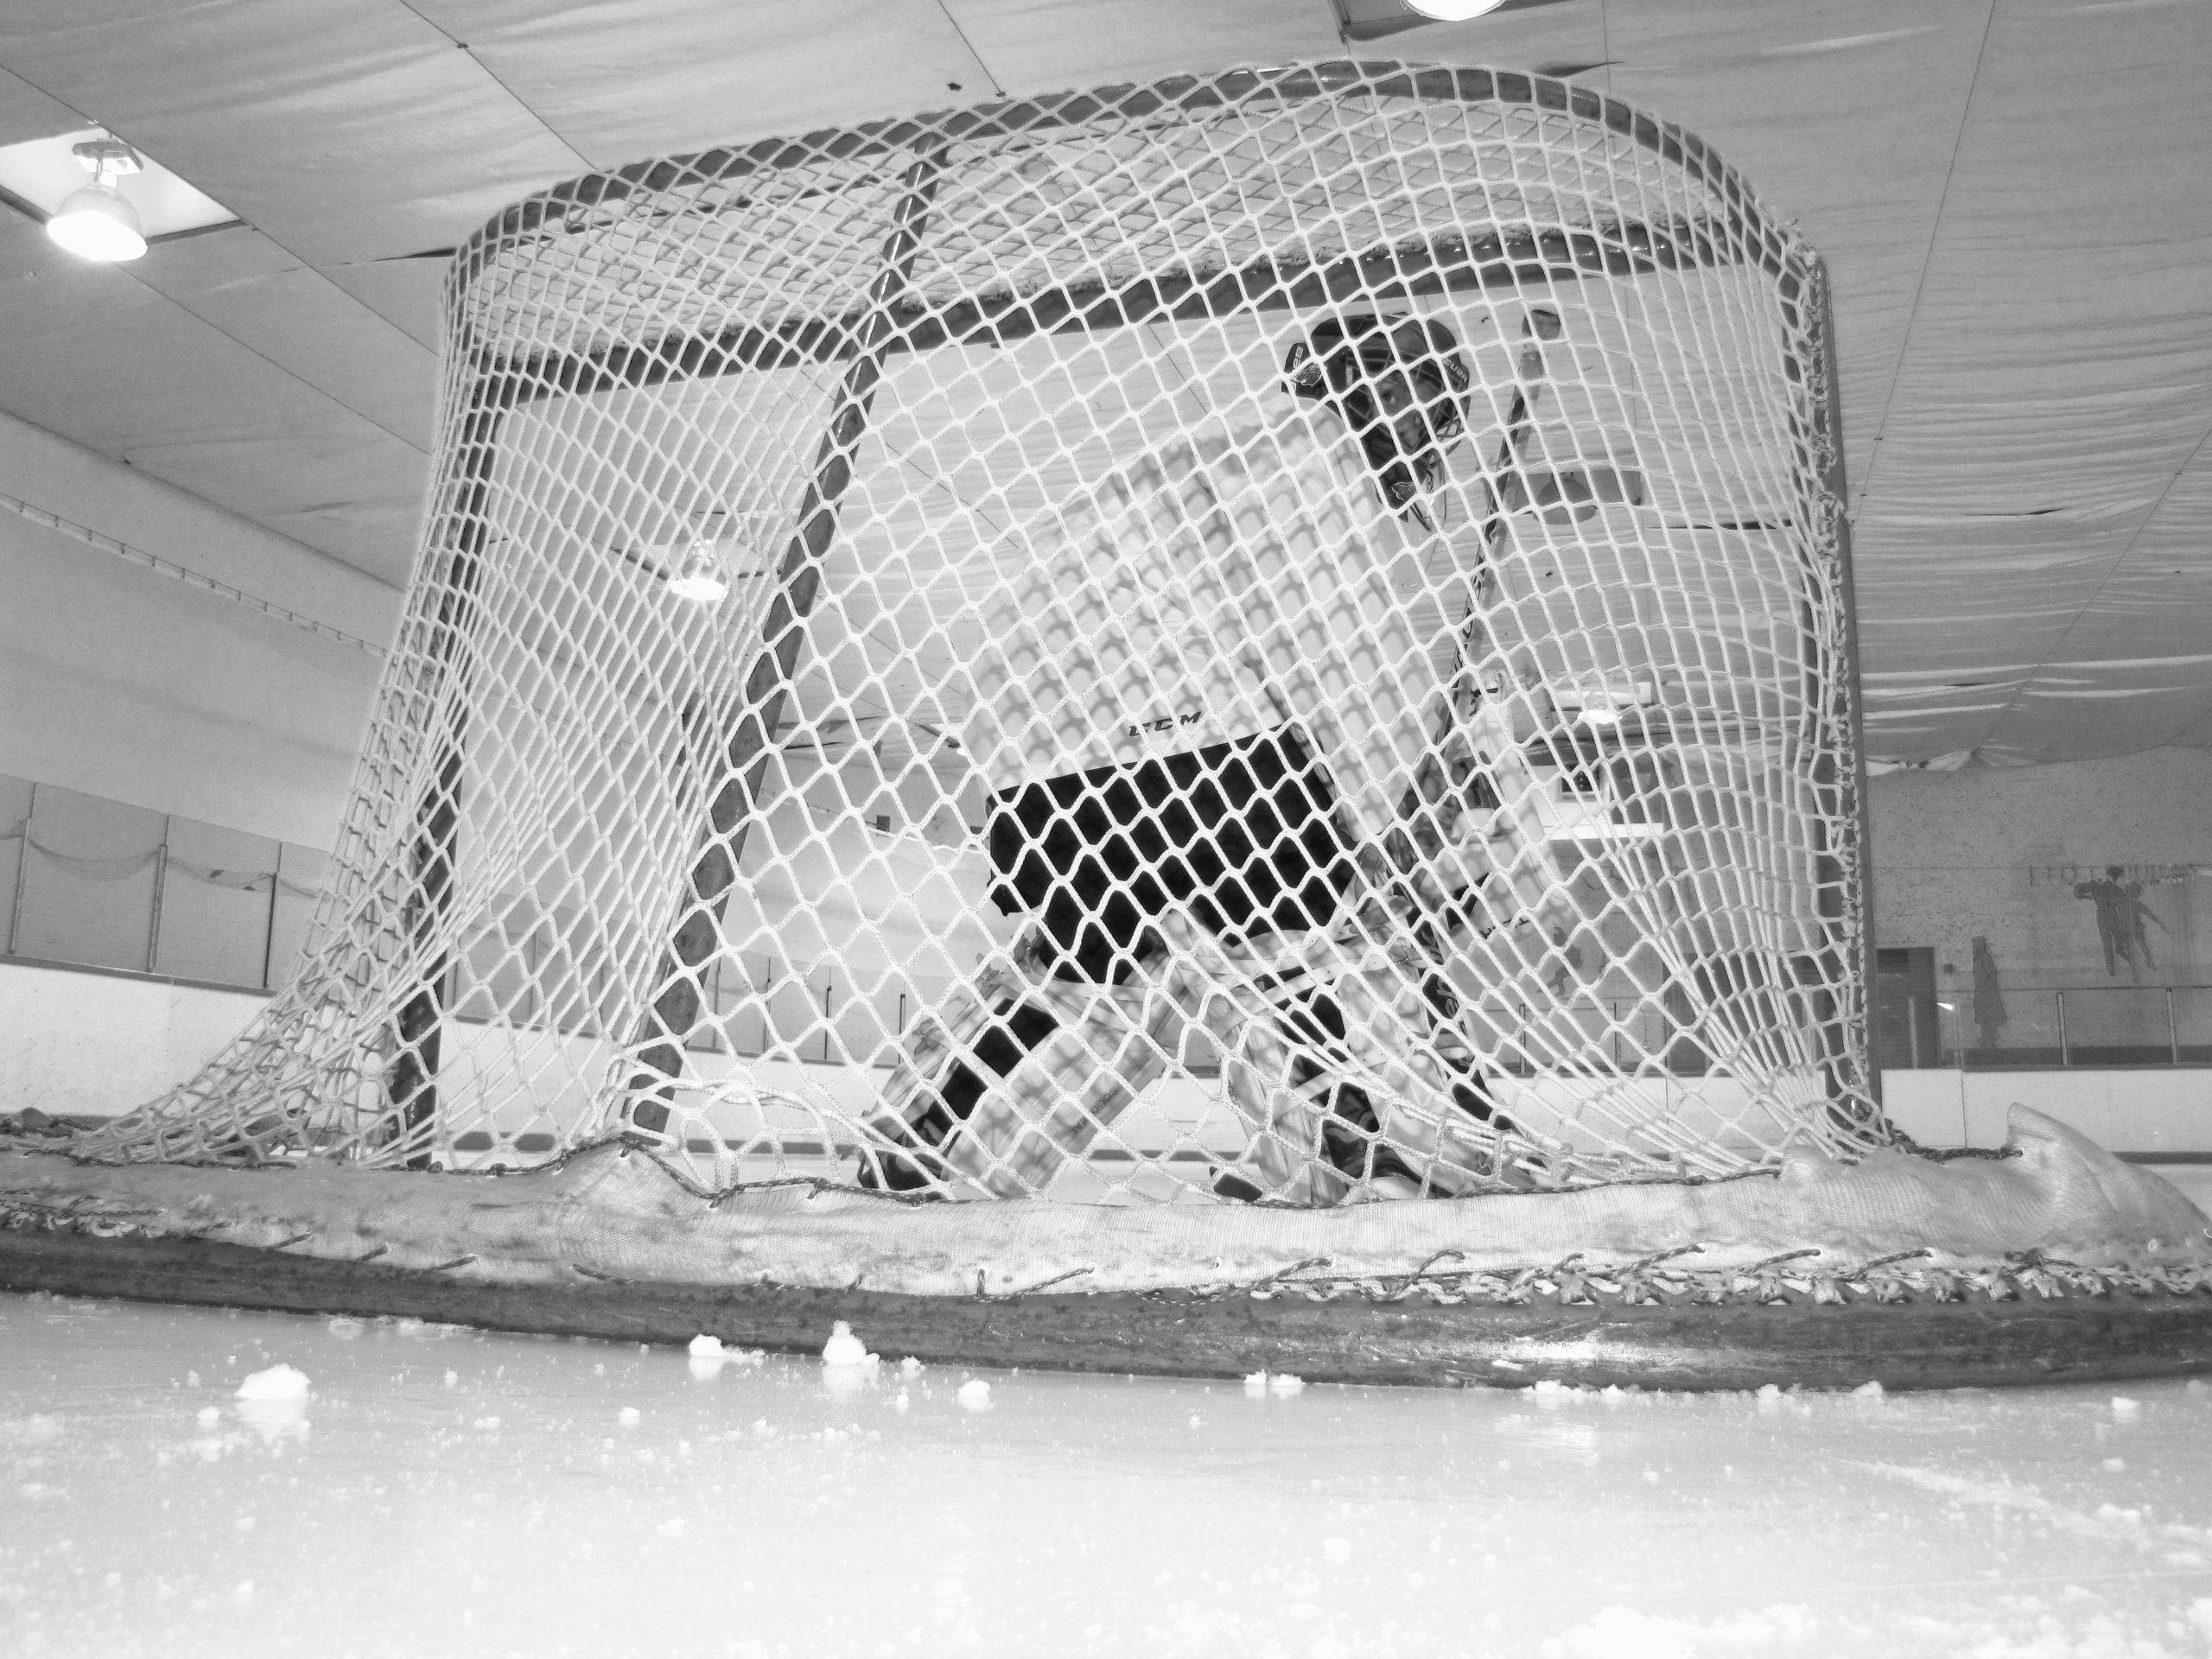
[7,1110,2212,1389]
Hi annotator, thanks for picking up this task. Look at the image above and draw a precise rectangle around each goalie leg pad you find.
[864,955,1187,1198]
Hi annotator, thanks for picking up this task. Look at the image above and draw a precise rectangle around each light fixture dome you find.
[665,542,729,603]
[46,137,148,263]
[48,183,146,262]
[1404,0,1510,18]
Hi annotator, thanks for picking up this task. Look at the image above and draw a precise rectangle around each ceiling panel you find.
[943,0,1344,95]
[318,256,449,353]
[1994,456,2212,757]
[0,60,79,147]
[127,227,440,453]
[0,0,592,265]
[1847,0,2212,763]
[406,0,998,168]
[0,214,429,581]
[1603,1,1992,481]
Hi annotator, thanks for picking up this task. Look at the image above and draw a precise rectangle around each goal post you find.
[86,62,1883,1201]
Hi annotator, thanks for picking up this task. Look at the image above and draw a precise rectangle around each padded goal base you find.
[6,1222,2212,1393]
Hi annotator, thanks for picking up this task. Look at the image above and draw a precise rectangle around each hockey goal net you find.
[86,62,1881,1203]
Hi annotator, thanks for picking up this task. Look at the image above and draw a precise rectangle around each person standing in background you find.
[2075,866,2166,982]
[1970,934,2006,1057]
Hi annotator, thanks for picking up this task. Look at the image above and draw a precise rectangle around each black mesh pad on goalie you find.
[987,728,1360,983]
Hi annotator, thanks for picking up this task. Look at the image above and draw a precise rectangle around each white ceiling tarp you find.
[0,0,2203,765]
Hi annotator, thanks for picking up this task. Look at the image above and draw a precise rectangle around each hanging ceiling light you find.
[1556,679,1656,728]
[1404,0,1510,18]
[47,137,147,262]
[665,539,729,603]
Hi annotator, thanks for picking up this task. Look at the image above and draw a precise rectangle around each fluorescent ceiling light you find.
[1404,0,1510,18]
[0,126,238,252]
[1555,680,1656,726]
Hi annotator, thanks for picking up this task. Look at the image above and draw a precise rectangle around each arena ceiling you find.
[0,0,2204,772]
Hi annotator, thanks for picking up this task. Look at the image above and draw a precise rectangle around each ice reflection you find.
[822,1362,874,1401]
[232,1395,308,1445]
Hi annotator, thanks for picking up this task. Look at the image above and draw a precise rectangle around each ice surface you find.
[5,1288,2212,1656]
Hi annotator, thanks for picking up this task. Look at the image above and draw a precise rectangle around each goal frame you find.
[386,63,1878,1165]
[90,58,1885,1185]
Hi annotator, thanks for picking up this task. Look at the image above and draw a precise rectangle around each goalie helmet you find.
[1285,314,1472,517]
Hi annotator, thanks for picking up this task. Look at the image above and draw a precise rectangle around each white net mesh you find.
[86,63,1880,1201]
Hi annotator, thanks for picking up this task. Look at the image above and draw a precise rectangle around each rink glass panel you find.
[89,65,1875,1195]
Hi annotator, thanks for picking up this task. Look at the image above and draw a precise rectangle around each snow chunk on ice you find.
[1323,1537,1351,1565]
[618,1407,641,1427]
[687,1335,766,1375]
[957,1379,992,1411]
[0,1414,64,1446]
[688,1333,766,1379]
[822,1321,877,1368]
[1243,1371,1268,1394]
[234,1365,309,1402]
[326,1318,364,1339]
[2112,1396,2142,1420]
[899,1356,924,1376]
[194,1407,219,1430]
[1853,1380,1885,1399]
[1268,1374,1306,1395]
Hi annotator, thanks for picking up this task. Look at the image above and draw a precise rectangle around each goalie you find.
[858,310,1568,1204]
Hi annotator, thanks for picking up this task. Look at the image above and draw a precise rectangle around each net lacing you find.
[83,63,1879,1204]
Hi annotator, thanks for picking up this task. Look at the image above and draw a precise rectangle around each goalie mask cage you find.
[89,62,1881,1205]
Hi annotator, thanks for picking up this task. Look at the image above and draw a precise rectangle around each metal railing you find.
[1937,983,2212,1070]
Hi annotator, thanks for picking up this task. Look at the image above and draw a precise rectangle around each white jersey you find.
[963,410,1439,850]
